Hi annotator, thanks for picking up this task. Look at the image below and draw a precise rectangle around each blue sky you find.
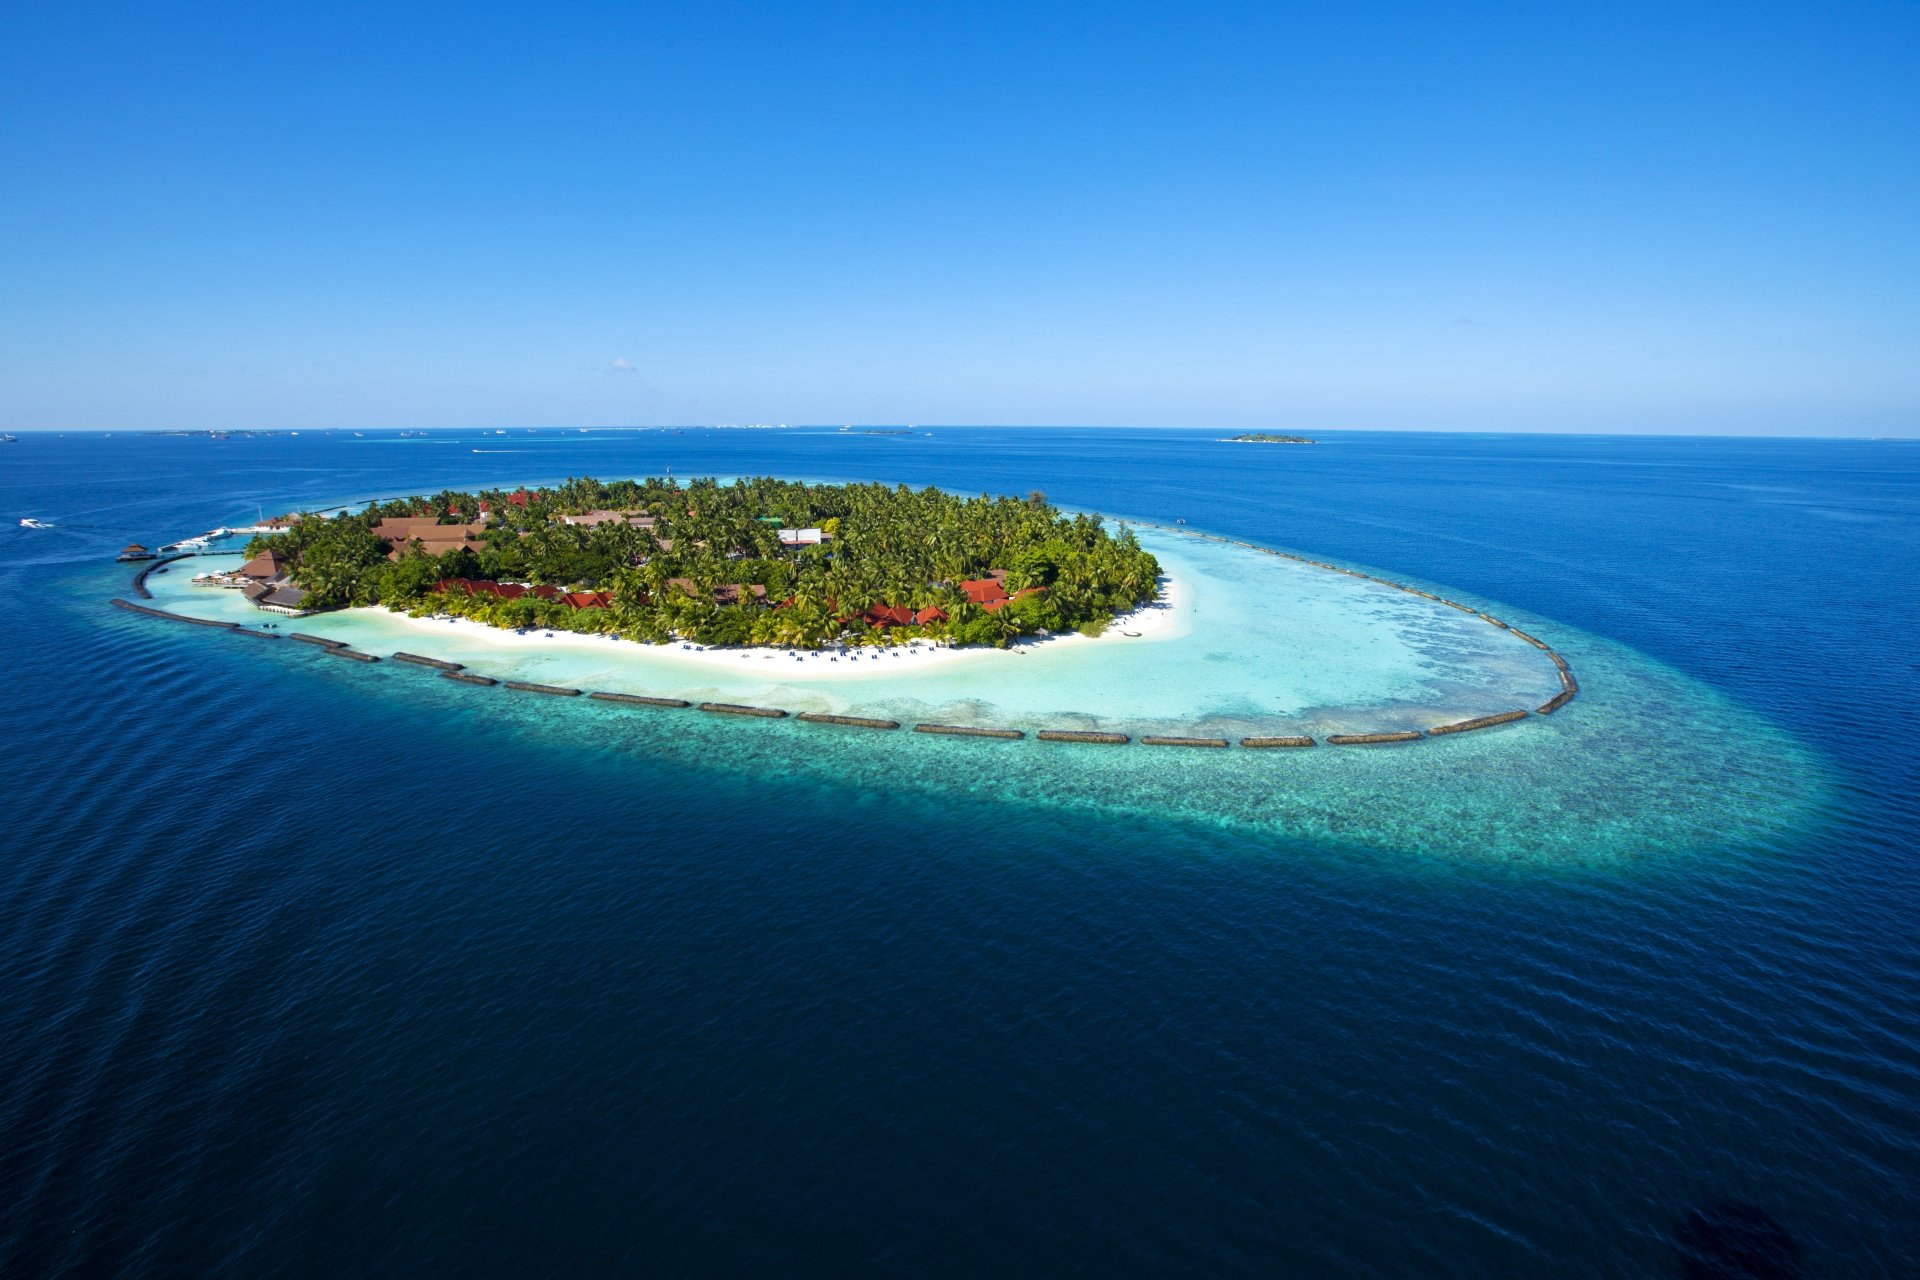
[2,1,1915,434]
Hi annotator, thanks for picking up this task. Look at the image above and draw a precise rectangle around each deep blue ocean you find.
[1,427,1915,1277]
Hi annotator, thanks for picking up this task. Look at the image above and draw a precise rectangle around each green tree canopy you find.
[248,475,1162,649]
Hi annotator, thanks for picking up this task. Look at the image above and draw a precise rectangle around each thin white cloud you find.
[609,357,637,373]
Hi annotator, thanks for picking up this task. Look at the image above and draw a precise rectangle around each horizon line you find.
[3,424,1915,442]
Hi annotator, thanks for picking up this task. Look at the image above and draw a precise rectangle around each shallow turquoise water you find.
[152,528,1564,731]
[144,523,1825,867]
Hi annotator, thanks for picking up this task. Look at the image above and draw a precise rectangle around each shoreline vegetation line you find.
[116,482,1580,748]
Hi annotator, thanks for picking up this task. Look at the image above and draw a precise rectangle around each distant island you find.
[1224,433,1316,445]
[238,476,1161,649]
[146,428,293,439]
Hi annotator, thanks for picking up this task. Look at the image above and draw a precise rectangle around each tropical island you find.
[240,476,1162,649]
[1224,433,1316,444]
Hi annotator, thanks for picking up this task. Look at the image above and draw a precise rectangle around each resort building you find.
[858,602,950,628]
[955,574,1041,614]
[434,578,611,609]
[244,582,311,615]
[371,517,491,561]
[237,549,288,582]
[436,577,557,601]
[959,576,1009,608]
[663,579,768,607]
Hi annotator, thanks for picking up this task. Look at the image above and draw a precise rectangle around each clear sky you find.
[2,2,1916,435]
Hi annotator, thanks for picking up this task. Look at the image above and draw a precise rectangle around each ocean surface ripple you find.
[1,428,1916,1276]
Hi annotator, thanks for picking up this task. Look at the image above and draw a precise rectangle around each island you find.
[236,476,1162,649]
[1223,433,1315,444]
[126,479,1583,748]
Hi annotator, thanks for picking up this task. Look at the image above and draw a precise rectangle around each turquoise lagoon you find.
[143,525,1825,865]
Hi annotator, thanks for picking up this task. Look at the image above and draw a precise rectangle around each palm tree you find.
[266,473,1161,644]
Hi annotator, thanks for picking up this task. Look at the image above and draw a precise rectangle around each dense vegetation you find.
[248,476,1162,648]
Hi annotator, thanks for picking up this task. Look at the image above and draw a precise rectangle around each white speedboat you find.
[21,517,51,528]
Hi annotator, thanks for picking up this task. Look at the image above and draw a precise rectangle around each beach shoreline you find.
[365,573,1192,681]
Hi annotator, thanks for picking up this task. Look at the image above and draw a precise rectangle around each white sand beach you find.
[376,573,1193,681]
[144,534,1561,732]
